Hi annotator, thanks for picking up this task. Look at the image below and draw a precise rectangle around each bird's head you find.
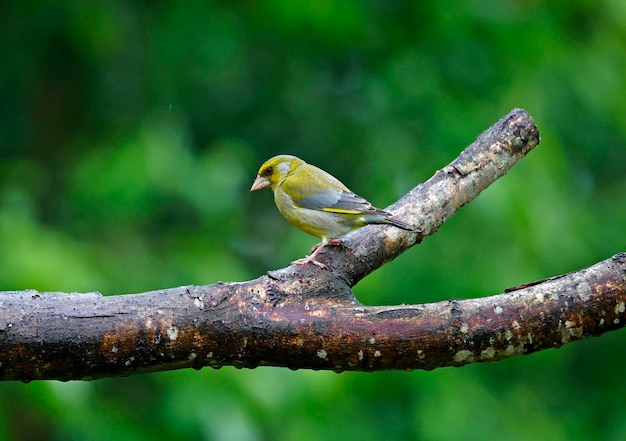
[250,155,304,192]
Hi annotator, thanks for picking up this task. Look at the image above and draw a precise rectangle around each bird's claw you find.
[293,241,342,270]
[291,255,328,270]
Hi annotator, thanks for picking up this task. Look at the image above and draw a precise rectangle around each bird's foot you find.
[293,241,342,270]
[291,255,328,270]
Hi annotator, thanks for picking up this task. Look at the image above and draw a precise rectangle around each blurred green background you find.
[2,1,626,440]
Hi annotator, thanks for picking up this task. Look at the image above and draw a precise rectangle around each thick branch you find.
[1,254,625,381]
[10,108,620,383]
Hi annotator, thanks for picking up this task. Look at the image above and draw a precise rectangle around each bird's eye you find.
[263,166,273,176]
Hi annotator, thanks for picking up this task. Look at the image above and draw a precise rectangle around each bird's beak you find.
[250,175,270,191]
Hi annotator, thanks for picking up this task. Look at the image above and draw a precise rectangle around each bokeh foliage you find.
[1,1,626,440]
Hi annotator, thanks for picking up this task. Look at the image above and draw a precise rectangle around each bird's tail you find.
[384,215,420,232]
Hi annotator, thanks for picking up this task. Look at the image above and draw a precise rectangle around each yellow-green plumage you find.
[250,155,416,269]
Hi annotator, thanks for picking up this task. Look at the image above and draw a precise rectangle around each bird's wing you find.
[290,184,379,215]
[281,163,385,215]
[317,191,378,214]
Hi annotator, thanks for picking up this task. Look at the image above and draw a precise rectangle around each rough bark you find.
[4,108,619,383]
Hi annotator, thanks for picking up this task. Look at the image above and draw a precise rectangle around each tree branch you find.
[329,108,540,284]
[5,108,621,383]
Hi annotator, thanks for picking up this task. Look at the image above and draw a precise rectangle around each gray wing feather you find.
[298,189,382,214]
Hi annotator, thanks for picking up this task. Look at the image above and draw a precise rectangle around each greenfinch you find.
[251,155,417,269]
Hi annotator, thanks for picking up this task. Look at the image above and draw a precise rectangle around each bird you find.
[250,155,417,269]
